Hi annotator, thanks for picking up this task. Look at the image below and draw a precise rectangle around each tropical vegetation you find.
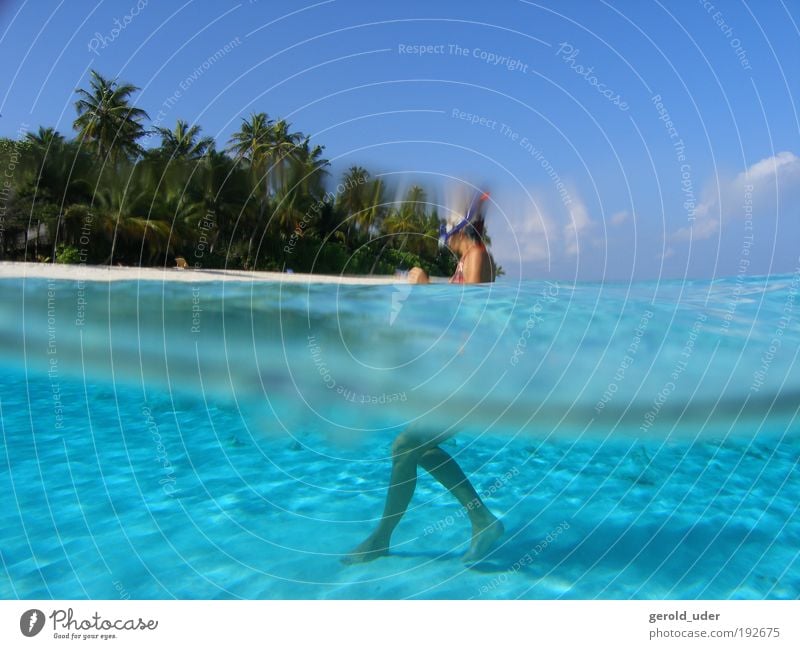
[0,70,501,277]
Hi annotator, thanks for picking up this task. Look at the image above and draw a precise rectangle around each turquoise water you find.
[0,272,798,598]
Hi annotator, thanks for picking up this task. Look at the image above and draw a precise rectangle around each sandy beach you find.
[0,261,411,285]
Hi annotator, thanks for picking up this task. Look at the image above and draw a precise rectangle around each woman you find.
[344,192,504,564]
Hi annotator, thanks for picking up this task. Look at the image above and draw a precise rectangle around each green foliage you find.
[55,244,81,264]
[73,70,148,162]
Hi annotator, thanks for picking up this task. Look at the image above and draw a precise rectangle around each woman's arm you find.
[407,267,429,284]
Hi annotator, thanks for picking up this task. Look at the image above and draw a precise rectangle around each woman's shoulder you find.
[466,243,491,268]
[462,243,494,283]
[465,243,488,260]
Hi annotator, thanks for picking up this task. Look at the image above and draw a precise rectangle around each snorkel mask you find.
[439,191,490,247]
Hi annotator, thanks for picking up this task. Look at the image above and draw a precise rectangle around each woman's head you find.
[464,216,485,242]
[441,190,490,251]
[447,218,485,252]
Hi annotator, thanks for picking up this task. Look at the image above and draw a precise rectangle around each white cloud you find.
[671,151,800,243]
[563,194,593,257]
[495,188,598,266]
[499,191,555,263]
[743,151,799,183]
[672,215,719,242]
[610,210,629,226]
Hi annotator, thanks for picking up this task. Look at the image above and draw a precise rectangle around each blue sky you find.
[1,0,798,281]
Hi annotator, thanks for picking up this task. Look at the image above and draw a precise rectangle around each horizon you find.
[1,0,798,281]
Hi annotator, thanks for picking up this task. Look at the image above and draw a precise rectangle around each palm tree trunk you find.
[369,237,393,275]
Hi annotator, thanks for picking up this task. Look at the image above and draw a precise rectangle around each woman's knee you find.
[418,446,447,472]
[391,433,427,460]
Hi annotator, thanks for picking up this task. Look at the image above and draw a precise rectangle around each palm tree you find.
[227,112,273,176]
[274,138,328,230]
[23,128,92,204]
[21,129,94,253]
[73,70,149,163]
[154,119,214,159]
[149,181,204,260]
[404,185,427,219]
[291,137,328,200]
[388,185,426,248]
[336,166,369,233]
[266,119,303,195]
[197,149,247,256]
[228,112,270,250]
[362,176,388,239]
[93,164,173,264]
[419,208,443,258]
[227,113,275,262]
[383,207,420,245]
[25,126,64,149]
[367,185,429,271]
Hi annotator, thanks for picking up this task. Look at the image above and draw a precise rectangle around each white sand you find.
[0,261,415,284]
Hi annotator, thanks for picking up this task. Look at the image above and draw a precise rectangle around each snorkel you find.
[439,190,490,247]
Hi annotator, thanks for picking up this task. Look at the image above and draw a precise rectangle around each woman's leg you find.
[343,430,432,564]
[345,430,505,564]
[418,446,504,562]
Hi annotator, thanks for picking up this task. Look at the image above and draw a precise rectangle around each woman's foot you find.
[462,518,504,564]
[342,534,390,565]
